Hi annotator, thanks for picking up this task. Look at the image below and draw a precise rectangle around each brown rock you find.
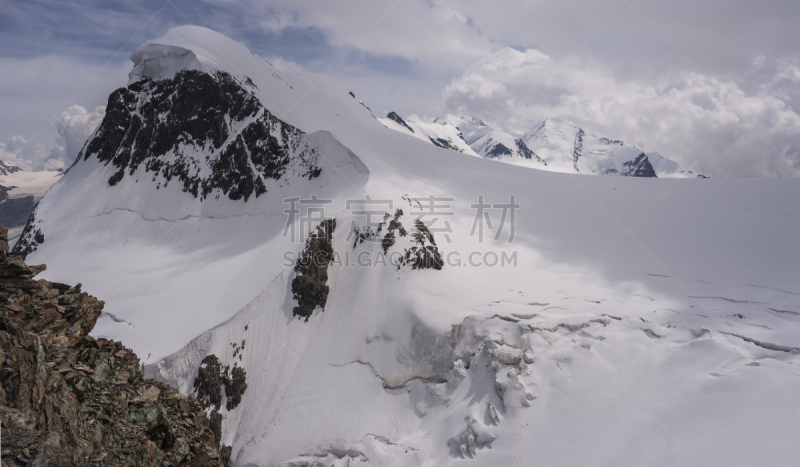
[0,228,223,466]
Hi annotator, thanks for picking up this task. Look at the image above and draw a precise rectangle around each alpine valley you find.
[9,26,800,466]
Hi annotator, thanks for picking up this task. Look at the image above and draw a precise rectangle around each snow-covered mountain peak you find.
[523,117,581,145]
[128,26,256,84]
[520,118,706,177]
[434,113,491,144]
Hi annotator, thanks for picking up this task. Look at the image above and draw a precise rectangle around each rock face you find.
[291,219,336,321]
[190,353,246,466]
[0,227,223,466]
[571,128,585,172]
[428,136,466,152]
[84,69,321,201]
[401,220,443,270]
[386,112,414,134]
[619,152,657,177]
[351,208,444,271]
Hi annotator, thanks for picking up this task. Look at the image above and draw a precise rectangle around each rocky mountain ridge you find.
[0,227,226,466]
[0,161,22,177]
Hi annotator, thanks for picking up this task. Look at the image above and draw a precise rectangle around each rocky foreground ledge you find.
[0,227,225,466]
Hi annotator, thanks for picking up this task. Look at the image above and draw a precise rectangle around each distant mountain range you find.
[380,113,708,178]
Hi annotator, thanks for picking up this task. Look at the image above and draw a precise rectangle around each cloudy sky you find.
[1,0,798,176]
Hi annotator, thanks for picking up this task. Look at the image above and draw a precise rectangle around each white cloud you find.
[259,11,298,35]
[266,55,306,75]
[0,135,29,169]
[48,104,106,169]
[0,54,126,171]
[443,48,800,177]
[0,137,53,172]
[0,105,105,172]
[248,0,491,70]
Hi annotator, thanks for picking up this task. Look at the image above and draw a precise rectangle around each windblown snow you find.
[20,26,800,467]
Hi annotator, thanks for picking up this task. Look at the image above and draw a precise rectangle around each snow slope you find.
[22,26,800,467]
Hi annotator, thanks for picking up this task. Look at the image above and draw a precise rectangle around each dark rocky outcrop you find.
[191,354,247,413]
[191,353,245,466]
[379,209,408,255]
[193,355,223,411]
[515,139,547,165]
[222,365,246,412]
[386,112,415,134]
[80,69,320,201]
[351,209,443,271]
[0,227,223,466]
[429,137,463,152]
[485,143,512,159]
[621,153,657,178]
[572,128,585,173]
[291,219,336,321]
[400,220,443,270]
